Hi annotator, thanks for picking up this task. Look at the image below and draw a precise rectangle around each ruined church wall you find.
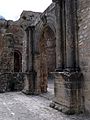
[0,33,14,92]
[34,3,56,93]
[78,0,90,112]
[34,3,56,54]
[0,20,25,92]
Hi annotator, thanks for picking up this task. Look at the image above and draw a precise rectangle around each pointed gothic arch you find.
[39,25,56,92]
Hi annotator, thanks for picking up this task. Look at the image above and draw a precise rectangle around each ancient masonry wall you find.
[78,0,90,112]
[34,3,56,93]
[0,20,25,92]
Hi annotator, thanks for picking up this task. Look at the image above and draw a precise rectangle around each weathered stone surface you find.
[0,15,25,92]
[0,0,90,115]
[78,0,90,113]
[52,72,83,114]
[0,73,24,92]
[0,92,89,120]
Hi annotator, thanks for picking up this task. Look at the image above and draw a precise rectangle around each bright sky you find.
[0,0,52,21]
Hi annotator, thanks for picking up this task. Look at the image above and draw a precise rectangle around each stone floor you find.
[0,79,90,120]
[0,92,90,120]
[40,78,54,100]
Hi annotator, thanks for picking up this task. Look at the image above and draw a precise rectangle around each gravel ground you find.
[0,92,89,120]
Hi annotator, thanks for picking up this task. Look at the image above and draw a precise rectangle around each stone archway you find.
[39,26,56,93]
[14,50,22,72]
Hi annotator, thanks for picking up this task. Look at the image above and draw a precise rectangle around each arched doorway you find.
[8,50,22,91]
[14,50,22,72]
[39,26,56,93]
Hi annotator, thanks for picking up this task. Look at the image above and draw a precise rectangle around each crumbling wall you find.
[0,33,14,92]
[0,18,25,92]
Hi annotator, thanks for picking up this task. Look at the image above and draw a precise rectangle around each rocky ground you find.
[0,92,89,120]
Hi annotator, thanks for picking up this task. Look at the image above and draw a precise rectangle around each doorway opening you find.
[39,26,56,98]
[14,50,22,72]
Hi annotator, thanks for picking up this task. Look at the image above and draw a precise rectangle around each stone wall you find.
[0,1,90,114]
[0,73,24,92]
[34,3,56,94]
[78,0,90,112]
[0,18,25,92]
[0,33,24,92]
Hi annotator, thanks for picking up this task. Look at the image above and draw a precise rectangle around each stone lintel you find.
[51,71,84,114]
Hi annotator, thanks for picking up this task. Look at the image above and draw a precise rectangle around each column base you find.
[22,71,36,95]
[51,71,84,114]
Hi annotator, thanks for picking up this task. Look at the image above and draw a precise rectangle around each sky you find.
[0,0,52,21]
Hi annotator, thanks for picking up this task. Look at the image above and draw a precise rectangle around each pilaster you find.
[55,0,63,71]
[22,26,36,95]
[65,0,76,71]
[51,0,84,114]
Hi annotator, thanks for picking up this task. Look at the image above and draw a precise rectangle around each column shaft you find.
[55,1,63,71]
[26,27,33,71]
[65,0,76,70]
[23,27,35,94]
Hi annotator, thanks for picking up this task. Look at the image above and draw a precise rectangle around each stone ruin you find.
[0,0,90,114]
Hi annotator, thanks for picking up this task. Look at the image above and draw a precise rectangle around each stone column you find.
[65,0,76,71]
[27,27,33,71]
[22,26,36,94]
[51,0,84,114]
[53,0,63,71]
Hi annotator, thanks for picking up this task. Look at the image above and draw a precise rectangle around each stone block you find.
[51,72,84,114]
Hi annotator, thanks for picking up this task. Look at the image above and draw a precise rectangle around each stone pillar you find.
[51,71,83,114]
[51,0,84,114]
[65,0,76,71]
[22,26,36,94]
[54,0,63,71]
[27,27,33,71]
